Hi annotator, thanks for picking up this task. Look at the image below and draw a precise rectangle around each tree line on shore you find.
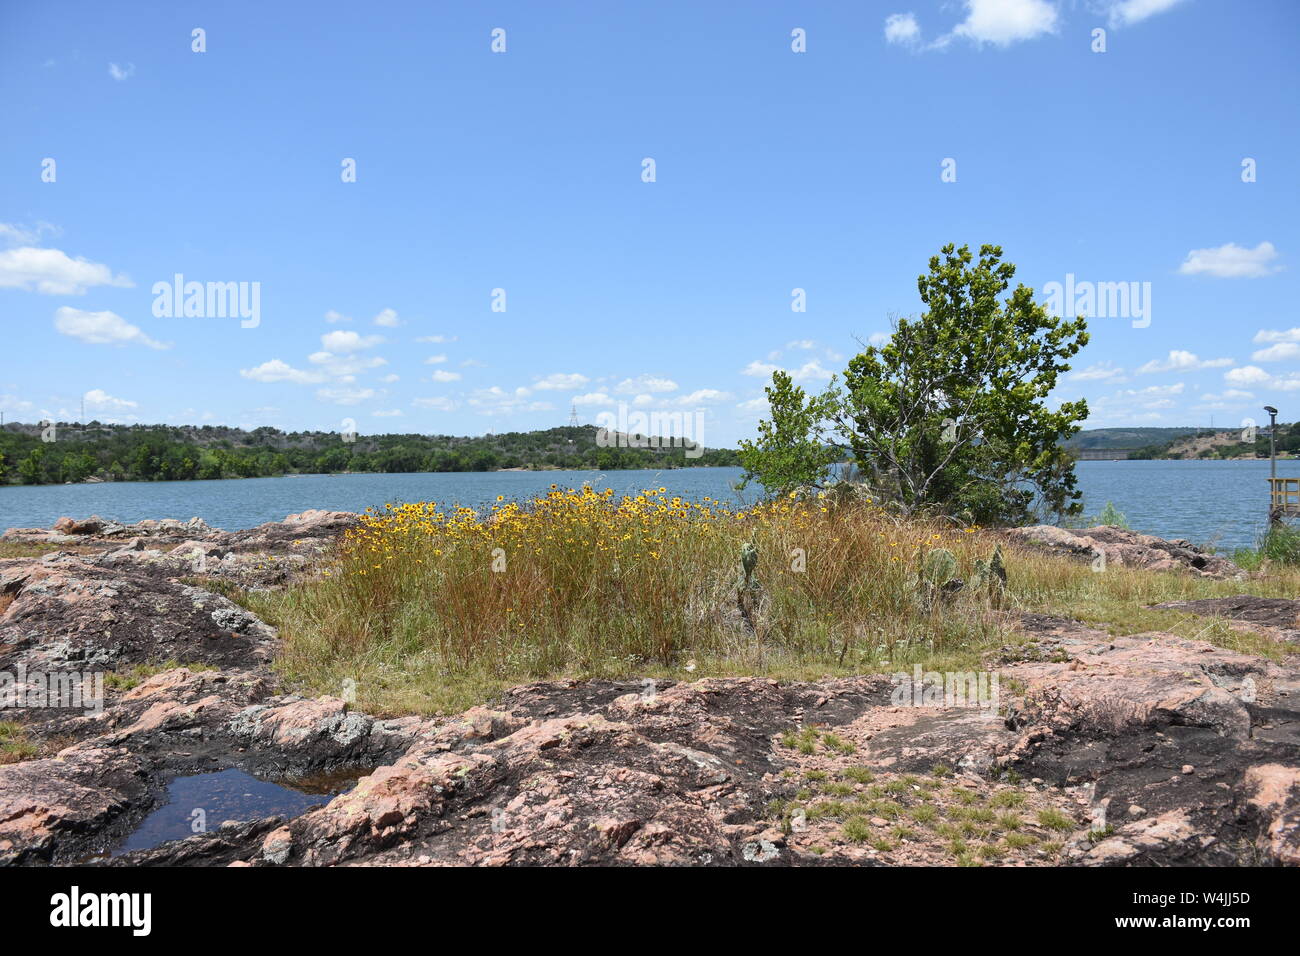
[0,423,740,485]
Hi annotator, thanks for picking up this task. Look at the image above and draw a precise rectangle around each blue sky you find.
[2,0,1298,446]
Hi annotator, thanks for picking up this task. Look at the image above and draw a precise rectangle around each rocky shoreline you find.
[0,513,1296,866]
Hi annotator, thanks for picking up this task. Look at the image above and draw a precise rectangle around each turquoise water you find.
[1,460,1296,551]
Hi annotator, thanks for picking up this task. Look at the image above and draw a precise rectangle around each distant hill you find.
[0,422,739,486]
[1064,427,1203,451]
[1064,424,1300,460]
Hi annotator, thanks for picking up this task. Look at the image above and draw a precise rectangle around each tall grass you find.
[1234,521,1300,571]
[251,486,1300,715]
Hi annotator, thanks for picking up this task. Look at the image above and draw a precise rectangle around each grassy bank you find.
[244,487,1300,716]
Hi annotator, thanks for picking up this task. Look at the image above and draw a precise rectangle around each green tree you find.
[737,371,839,494]
[741,244,1089,524]
[18,447,46,484]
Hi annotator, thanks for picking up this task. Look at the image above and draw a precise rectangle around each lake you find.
[1,460,1295,552]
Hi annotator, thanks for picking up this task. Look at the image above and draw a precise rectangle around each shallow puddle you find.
[112,767,364,856]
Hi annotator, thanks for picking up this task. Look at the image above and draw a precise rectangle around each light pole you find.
[1265,405,1278,482]
[1265,405,1279,523]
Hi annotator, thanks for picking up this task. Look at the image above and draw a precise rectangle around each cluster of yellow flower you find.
[336,485,976,582]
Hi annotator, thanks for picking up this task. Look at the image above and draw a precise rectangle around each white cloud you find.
[0,222,58,247]
[1225,365,1272,386]
[316,386,376,405]
[467,386,553,416]
[742,358,833,383]
[320,330,384,353]
[1136,350,1233,374]
[1070,362,1126,382]
[240,359,326,385]
[1222,368,1300,393]
[108,62,135,81]
[324,310,352,323]
[742,360,780,378]
[83,388,137,411]
[950,0,1058,47]
[884,12,922,45]
[307,352,387,380]
[1200,389,1254,402]
[1254,328,1300,343]
[1105,383,1185,400]
[1105,0,1187,29]
[373,308,401,327]
[532,372,589,391]
[412,396,459,411]
[54,307,169,349]
[867,332,891,346]
[894,0,1171,53]
[737,397,769,412]
[675,389,733,405]
[0,246,132,294]
[372,408,403,417]
[1254,328,1300,344]
[1132,383,1184,397]
[572,392,613,406]
[429,369,461,383]
[380,373,400,383]
[0,394,35,414]
[424,354,448,364]
[1089,381,1188,419]
[1252,342,1300,362]
[1178,241,1281,279]
[615,375,678,394]
[415,334,457,343]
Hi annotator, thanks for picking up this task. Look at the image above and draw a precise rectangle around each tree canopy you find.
[738,244,1090,525]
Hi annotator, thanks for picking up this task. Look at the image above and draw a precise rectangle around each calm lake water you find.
[1,460,1295,552]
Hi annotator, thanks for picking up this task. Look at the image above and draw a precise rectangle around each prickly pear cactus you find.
[987,544,1007,587]
[920,548,958,586]
[910,547,962,610]
[971,544,1008,606]
[740,539,759,590]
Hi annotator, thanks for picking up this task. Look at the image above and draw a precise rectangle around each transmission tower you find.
[568,403,579,428]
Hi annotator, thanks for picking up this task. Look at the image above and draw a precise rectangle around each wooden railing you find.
[1268,477,1300,516]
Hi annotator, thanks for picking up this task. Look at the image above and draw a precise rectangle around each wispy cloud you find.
[884,12,921,45]
[1136,350,1233,374]
[316,386,378,405]
[532,372,589,391]
[1105,0,1188,29]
